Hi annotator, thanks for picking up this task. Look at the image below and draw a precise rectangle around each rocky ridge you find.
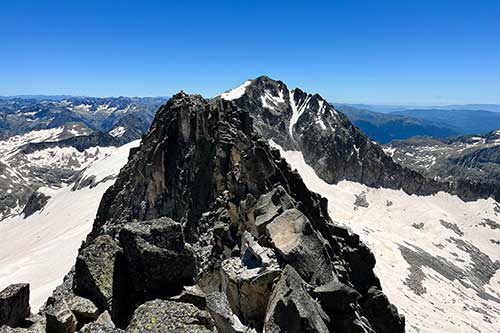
[0,92,404,332]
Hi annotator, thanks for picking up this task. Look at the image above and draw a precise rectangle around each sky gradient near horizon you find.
[1,0,500,104]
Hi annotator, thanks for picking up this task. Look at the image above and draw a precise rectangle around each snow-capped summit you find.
[222,77,446,194]
[221,76,500,202]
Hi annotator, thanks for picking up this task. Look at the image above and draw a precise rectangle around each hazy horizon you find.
[2,92,500,109]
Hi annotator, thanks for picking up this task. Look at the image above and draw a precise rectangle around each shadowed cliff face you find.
[71,92,405,332]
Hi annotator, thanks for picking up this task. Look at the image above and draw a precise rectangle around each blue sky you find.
[1,0,499,104]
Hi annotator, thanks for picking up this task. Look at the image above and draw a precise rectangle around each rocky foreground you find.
[0,92,404,332]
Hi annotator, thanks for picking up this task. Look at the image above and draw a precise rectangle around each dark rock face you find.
[14,91,404,332]
[230,76,445,195]
[360,287,405,333]
[21,192,50,218]
[73,235,131,326]
[314,280,361,313]
[20,132,120,155]
[119,218,197,300]
[0,284,30,328]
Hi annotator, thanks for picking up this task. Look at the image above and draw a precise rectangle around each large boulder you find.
[73,235,129,326]
[264,265,330,333]
[220,257,280,330]
[205,292,255,333]
[266,209,334,285]
[0,284,30,328]
[169,286,207,309]
[118,218,198,299]
[44,299,77,333]
[78,311,123,333]
[66,296,99,325]
[126,299,214,333]
[252,186,296,236]
[240,231,277,269]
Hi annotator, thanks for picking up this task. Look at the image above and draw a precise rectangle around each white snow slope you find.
[0,140,139,311]
[271,141,500,333]
[219,80,252,101]
[0,127,116,219]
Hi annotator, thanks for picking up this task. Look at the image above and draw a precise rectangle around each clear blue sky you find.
[1,0,499,104]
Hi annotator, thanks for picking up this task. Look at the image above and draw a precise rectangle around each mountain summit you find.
[222,76,443,191]
[223,76,500,201]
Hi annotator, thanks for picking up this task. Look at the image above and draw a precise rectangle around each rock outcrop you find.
[0,284,30,328]
[21,192,50,218]
[44,299,77,333]
[1,91,405,332]
[264,265,330,332]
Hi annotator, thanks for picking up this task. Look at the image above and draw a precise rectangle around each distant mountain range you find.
[336,104,500,143]
[392,109,500,135]
[385,129,500,186]
[335,105,458,144]
[338,103,500,113]
[0,96,168,141]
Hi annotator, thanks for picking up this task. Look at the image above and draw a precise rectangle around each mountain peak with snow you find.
[220,76,500,203]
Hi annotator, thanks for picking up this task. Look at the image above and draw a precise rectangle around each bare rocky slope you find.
[0,92,404,332]
[385,130,500,189]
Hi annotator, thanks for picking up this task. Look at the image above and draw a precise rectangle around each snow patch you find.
[260,89,285,110]
[269,140,500,333]
[0,127,66,161]
[288,90,311,140]
[220,80,252,101]
[0,140,140,311]
[109,126,127,138]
